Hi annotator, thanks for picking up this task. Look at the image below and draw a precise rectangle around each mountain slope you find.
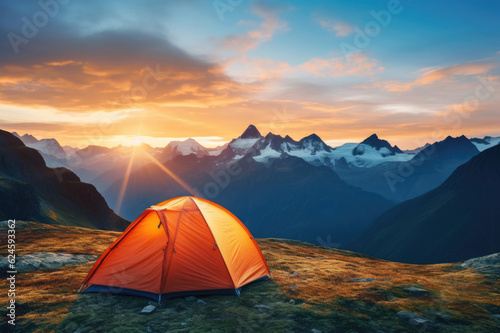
[0,130,129,230]
[214,156,394,244]
[353,144,500,264]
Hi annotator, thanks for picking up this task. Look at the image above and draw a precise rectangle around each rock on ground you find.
[347,278,375,282]
[403,286,431,297]
[141,305,155,314]
[0,252,98,273]
[457,253,500,275]
[396,311,433,330]
[254,304,273,311]
[0,220,29,230]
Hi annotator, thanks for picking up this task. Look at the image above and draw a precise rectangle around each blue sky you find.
[0,0,499,148]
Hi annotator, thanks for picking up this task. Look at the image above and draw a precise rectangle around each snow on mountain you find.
[14,132,67,160]
[470,136,500,152]
[241,130,412,169]
[230,138,260,149]
[207,143,228,156]
[249,132,336,167]
[217,125,263,162]
[161,138,209,161]
[252,144,282,162]
[298,134,333,154]
[353,134,403,156]
[325,143,411,168]
[27,139,67,160]
[230,125,262,152]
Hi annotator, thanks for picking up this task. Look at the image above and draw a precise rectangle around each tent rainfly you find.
[79,196,271,302]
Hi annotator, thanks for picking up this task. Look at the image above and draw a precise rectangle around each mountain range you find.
[7,126,500,262]
[354,143,500,263]
[0,130,128,230]
[16,127,498,204]
[336,135,481,202]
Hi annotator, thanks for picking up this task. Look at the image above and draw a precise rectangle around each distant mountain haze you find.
[0,130,129,230]
[352,144,500,264]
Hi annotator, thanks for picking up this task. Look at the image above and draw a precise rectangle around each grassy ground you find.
[1,222,499,332]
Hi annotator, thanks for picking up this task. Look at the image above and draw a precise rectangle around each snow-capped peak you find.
[161,138,208,161]
[470,136,500,152]
[298,134,333,153]
[353,134,403,156]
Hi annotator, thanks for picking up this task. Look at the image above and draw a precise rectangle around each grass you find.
[1,222,499,332]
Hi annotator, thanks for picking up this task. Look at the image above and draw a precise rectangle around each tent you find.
[79,196,271,302]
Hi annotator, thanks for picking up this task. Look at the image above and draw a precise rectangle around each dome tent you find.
[79,196,271,302]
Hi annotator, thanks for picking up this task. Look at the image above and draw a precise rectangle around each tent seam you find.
[161,199,189,294]
[156,210,170,298]
[189,197,237,290]
[193,197,271,278]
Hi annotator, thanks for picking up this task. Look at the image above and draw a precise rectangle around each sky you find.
[0,0,499,149]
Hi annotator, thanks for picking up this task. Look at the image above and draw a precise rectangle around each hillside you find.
[354,144,500,264]
[0,130,128,231]
[1,222,499,332]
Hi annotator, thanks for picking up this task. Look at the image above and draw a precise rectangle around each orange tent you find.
[79,196,271,302]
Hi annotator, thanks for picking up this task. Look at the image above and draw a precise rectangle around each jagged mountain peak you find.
[240,124,262,139]
[301,133,321,141]
[12,132,39,144]
[299,134,332,153]
[429,135,476,151]
[442,135,469,143]
[353,134,403,156]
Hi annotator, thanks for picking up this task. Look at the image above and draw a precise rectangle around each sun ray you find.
[141,150,199,197]
[114,145,138,214]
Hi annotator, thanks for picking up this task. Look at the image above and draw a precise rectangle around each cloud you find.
[0,22,255,111]
[299,53,383,77]
[317,18,354,37]
[1,2,499,150]
[227,51,383,82]
[376,60,498,92]
[221,1,288,54]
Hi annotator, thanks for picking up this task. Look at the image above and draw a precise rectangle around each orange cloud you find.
[377,61,497,92]
[300,53,383,77]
